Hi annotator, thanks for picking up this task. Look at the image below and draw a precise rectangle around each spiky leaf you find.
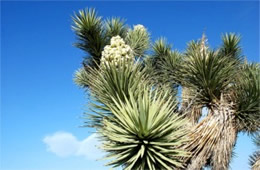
[72,8,106,67]
[234,63,260,133]
[125,25,150,57]
[99,87,190,169]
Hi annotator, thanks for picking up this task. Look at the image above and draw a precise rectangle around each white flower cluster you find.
[101,36,134,67]
[133,24,146,32]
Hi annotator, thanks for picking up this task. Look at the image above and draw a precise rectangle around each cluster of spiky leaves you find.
[73,8,260,170]
[72,8,150,69]
[219,33,243,61]
[101,85,190,169]
[75,60,147,127]
[250,133,260,170]
[144,38,181,96]
[125,25,150,57]
[72,8,105,68]
[75,60,190,169]
[104,18,128,41]
[178,41,238,106]
[233,63,260,133]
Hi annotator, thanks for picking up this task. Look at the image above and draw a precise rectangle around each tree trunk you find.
[184,100,237,170]
[211,104,237,170]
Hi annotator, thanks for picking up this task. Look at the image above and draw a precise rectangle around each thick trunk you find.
[211,105,237,170]
[184,101,237,170]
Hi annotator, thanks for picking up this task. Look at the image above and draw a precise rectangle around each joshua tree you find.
[151,34,260,169]
[73,8,190,169]
[72,8,260,170]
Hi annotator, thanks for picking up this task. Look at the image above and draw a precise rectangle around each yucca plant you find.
[73,8,190,169]
[73,8,260,170]
[151,33,260,170]
[75,59,190,169]
[100,84,190,169]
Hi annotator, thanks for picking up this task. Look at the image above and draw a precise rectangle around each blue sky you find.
[1,1,259,170]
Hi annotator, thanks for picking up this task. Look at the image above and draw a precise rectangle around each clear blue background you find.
[1,1,259,170]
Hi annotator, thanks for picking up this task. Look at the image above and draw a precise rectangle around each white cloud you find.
[43,131,105,160]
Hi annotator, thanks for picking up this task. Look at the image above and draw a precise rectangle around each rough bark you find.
[184,99,237,170]
[211,104,237,170]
